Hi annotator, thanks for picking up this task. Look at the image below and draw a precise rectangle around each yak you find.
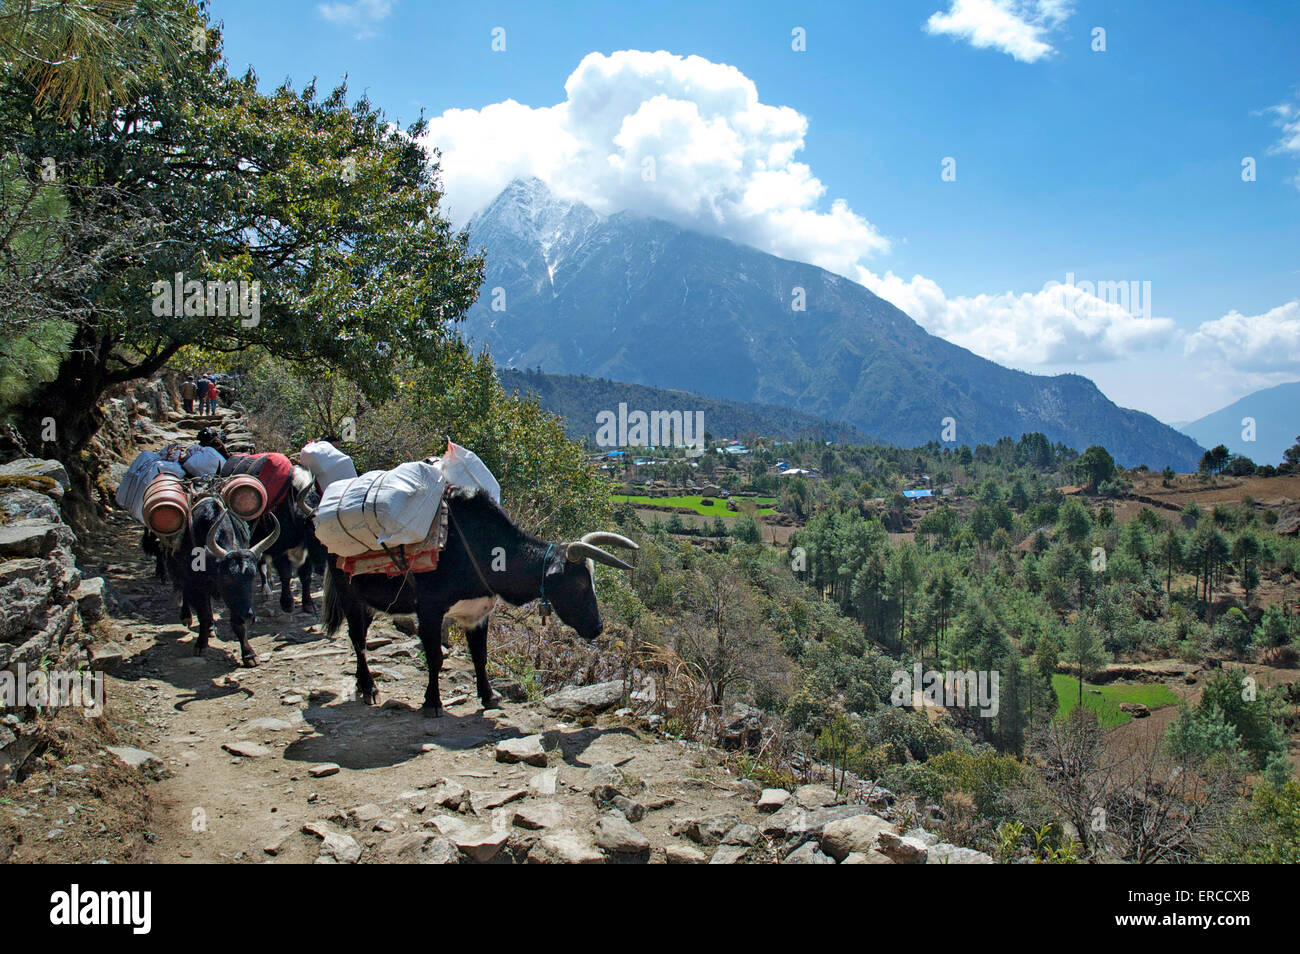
[147,495,280,666]
[220,456,326,617]
[322,487,638,716]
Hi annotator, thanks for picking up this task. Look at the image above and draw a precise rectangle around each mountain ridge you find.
[463,178,1205,470]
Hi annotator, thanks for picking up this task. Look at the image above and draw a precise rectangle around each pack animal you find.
[144,495,279,666]
[321,488,638,716]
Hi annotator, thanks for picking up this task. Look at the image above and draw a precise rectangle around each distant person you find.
[180,377,197,414]
[201,377,218,416]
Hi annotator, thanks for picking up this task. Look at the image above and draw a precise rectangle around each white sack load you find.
[116,450,186,523]
[300,440,358,491]
[182,444,225,477]
[432,440,500,503]
[314,460,447,558]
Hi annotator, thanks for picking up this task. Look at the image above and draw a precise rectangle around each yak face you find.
[214,550,262,625]
[545,557,603,641]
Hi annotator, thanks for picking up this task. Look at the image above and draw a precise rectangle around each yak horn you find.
[251,513,280,558]
[579,532,640,559]
[295,480,316,518]
[566,540,635,573]
[206,513,233,560]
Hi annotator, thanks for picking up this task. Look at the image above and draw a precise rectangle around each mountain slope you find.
[1178,381,1300,465]
[498,368,871,444]
[464,178,1204,470]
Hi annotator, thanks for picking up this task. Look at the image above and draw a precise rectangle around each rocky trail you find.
[1,397,990,865]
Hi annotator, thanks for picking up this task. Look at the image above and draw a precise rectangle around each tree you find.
[1062,620,1111,707]
[1157,527,1183,597]
[1199,444,1231,475]
[3,7,485,505]
[678,552,775,706]
[1073,445,1116,491]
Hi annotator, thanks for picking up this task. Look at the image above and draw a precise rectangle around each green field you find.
[611,494,777,517]
[1051,675,1178,728]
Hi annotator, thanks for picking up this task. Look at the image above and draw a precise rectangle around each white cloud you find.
[924,0,1072,63]
[425,49,1178,370]
[856,268,1176,365]
[317,0,392,39]
[422,50,890,264]
[1185,300,1300,372]
[1266,99,1300,187]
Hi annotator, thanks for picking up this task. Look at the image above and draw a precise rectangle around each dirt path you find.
[4,408,770,864]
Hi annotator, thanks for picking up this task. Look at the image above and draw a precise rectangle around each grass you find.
[611,493,777,517]
[1051,674,1178,728]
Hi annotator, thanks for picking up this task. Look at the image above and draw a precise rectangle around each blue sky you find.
[213,0,1300,423]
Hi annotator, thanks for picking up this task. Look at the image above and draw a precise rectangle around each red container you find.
[222,475,267,521]
[142,474,189,535]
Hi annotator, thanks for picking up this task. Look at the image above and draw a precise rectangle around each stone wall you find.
[0,459,104,785]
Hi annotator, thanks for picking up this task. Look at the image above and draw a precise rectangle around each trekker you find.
[203,377,219,415]
[180,377,197,414]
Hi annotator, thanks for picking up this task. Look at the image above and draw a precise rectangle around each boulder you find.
[794,784,839,808]
[514,802,567,831]
[495,735,548,766]
[878,830,929,864]
[757,788,790,813]
[670,813,741,846]
[73,577,107,623]
[529,829,605,864]
[709,845,748,864]
[820,814,896,861]
[927,843,995,865]
[542,680,625,716]
[782,842,835,864]
[594,811,650,862]
[665,843,708,864]
[843,850,893,864]
[318,832,362,864]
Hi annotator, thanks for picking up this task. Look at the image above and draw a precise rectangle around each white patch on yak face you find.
[286,545,307,570]
[447,597,499,628]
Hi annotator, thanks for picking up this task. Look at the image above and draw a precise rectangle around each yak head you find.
[205,511,280,626]
[544,532,639,641]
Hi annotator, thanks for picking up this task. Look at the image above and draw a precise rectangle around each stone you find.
[724,823,761,847]
[927,843,995,865]
[820,814,896,861]
[448,826,508,864]
[541,680,625,716]
[665,843,708,864]
[528,767,558,796]
[319,832,361,864]
[670,813,741,847]
[794,784,839,808]
[247,717,294,732]
[0,458,69,492]
[709,845,748,864]
[843,850,893,864]
[222,741,270,758]
[89,642,125,671]
[1119,702,1150,718]
[529,829,605,864]
[594,812,650,861]
[431,779,468,810]
[106,746,162,773]
[74,577,107,622]
[782,842,835,864]
[610,794,645,822]
[757,788,790,813]
[906,827,941,847]
[469,787,527,815]
[762,804,874,841]
[0,522,67,558]
[495,735,548,766]
[513,802,565,831]
[262,830,293,856]
[309,762,340,778]
[878,830,929,864]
